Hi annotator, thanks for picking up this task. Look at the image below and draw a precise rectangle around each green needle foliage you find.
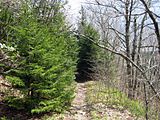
[77,23,100,81]
[1,0,78,114]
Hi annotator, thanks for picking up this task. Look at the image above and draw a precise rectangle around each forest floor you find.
[51,81,142,120]
[0,77,143,120]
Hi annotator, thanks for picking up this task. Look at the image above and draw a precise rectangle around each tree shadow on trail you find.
[75,76,90,83]
[75,73,93,83]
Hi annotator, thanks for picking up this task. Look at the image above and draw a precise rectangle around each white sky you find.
[67,0,84,14]
[66,0,84,25]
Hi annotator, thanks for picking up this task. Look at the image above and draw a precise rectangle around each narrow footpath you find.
[57,82,142,120]
[63,82,90,120]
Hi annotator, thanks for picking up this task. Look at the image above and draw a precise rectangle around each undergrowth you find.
[86,81,145,118]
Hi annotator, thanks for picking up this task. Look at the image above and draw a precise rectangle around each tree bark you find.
[140,0,160,54]
[125,0,133,99]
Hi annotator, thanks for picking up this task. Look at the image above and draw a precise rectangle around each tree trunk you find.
[140,0,160,54]
[125,0,133,98]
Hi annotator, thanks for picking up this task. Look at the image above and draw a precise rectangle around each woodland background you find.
[0,0,160,120]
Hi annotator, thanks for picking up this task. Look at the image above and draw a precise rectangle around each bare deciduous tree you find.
[79,0,160,119]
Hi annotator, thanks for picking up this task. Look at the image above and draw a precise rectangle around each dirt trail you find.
[56,82,141,120]
[63,83,89,120]
[0,79,141,120]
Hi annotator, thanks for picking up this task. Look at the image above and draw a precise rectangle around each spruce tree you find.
[1,1,78,113]
[76,7,99,81]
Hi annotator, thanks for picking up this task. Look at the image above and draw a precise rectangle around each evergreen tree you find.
[1,1,78,113]
[0,0,17,75]
[76,7,100,81]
